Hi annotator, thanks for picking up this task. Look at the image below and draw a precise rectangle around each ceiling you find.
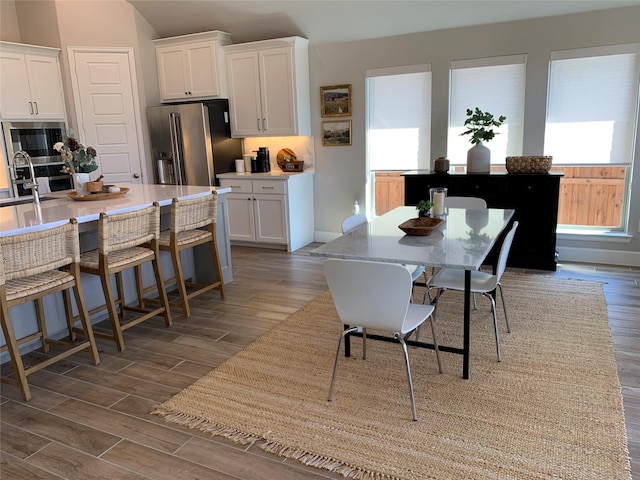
[127,0,639,45]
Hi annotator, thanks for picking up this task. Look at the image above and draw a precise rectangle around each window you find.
[545,44,639,230]
[366,65,431,215]
[448,55,526,166]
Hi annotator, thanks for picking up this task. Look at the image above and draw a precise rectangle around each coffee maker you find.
[251,147,271,173]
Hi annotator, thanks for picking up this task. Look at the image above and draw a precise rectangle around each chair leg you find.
[428,316,443,374]
[497,283,511,333]
[134,264,145,310]
[115,271,126,319]
[0,301,32,401]
[328,327,358,402]
[208,229,226,299]
[170,245,190,318]
[62,289,77,341]
[398,334,418,421]
[71,281,100,365]
[483,293,502,362]
[100,271,126,352]
[152,255,173,327]
[34,298,48,353]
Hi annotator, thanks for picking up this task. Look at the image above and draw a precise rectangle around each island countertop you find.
[0,184,230,236]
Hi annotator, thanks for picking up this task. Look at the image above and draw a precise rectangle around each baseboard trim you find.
[557,246,639,267]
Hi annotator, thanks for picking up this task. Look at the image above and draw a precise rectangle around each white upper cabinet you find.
[154,31,231,103]
[0,42,66,121]
[224,37,310,137]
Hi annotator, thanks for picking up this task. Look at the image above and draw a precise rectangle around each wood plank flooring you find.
[1,245,638,479]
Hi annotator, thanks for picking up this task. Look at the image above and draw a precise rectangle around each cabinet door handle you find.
[29,102,34,115]
[262,118,266,131]
[33,102,38,115]
[257,119,261,131]
[261,186,274,190]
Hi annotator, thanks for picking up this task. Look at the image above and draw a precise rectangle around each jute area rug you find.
[152,273,631,480]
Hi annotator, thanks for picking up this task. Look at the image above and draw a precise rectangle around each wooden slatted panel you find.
[374,171,405,215]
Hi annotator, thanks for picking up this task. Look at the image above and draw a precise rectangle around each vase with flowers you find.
[53,132,99,195]
[460,107,506,173]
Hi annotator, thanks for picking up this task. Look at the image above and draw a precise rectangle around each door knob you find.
[133,173,140,178]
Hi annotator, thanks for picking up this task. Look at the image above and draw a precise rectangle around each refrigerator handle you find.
[169,112,184,185]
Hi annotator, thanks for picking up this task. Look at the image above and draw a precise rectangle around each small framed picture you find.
[320,84,352,117]
[322,120,352,146]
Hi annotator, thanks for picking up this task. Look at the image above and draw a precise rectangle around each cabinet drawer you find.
[253,180,286,194]
[220,179,252,193]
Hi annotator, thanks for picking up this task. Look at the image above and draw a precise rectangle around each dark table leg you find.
[463,269,471,379]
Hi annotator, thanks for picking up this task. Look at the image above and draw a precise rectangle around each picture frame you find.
[320,84,352,117]
[322,120,352,146]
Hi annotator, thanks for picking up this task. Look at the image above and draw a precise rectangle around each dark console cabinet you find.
[403,171,563,271]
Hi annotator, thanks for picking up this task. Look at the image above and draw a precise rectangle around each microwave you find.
[2,121,70,196]
[2,121,66,165]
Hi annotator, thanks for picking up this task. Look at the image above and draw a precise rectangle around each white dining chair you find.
[324,258,442,421]
[341,213,427,287]
[425,196,488,303]
[445,196,487,210]
[427,221,519,362]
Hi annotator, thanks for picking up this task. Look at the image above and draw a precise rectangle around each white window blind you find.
[544,44,640,165]
[366,65,432,171]
[448,55,526,165]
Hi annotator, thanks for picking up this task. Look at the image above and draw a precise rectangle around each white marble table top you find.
[312,206,515,270]
[0,184,230,236]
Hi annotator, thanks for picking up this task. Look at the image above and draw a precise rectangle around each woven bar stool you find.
[144,192,225,318]
[65,203,172,352]
[0,219,100,401]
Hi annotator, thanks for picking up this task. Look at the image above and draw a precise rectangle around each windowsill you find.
[557,229,633,243]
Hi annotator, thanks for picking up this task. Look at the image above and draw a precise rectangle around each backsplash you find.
[243,136,315,172]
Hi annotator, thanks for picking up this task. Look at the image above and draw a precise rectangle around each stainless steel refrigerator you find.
[147,99,242,186]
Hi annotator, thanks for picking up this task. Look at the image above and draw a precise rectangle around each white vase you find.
[73,173,91,195]
[466,142,491,173]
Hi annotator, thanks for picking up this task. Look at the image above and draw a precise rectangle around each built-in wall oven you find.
[2,121,73,196]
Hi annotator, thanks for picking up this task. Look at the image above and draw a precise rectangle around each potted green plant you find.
[416,200,434,217]
[460,107,506,173]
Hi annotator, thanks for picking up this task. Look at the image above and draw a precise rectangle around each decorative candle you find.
[433,192,445,216]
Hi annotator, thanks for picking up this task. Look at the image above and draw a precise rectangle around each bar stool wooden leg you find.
[152,253,173,327]
[0,298,31,401]
[72,264,100,364]
[134,264,146,310]
[209,224,225,299]
[62,289,77,341]
[34,297,49,353]
[99,268,126,352]
[169,239,190,318]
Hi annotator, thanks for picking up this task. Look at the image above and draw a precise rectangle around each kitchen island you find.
[0,184,232,361]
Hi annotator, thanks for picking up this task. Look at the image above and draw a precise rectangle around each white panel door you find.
[69,48,144,186]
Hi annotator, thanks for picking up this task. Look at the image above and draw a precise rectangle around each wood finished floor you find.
[1,245,638,480]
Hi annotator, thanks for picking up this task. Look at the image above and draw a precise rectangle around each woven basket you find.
[279,160,304,172]
[506,156,552,174]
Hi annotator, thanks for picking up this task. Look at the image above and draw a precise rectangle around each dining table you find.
[311,206,515,379]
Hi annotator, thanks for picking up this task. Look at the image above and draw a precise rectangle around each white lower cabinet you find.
[219,173,314,251]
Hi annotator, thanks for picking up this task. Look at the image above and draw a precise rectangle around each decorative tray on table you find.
[67,187,129,201]
[398,216,445,236]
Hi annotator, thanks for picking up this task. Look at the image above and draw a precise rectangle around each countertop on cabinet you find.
[0,184,230,236]
[217,171,314,179]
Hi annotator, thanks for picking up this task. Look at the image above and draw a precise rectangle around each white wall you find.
[309,6,640,265]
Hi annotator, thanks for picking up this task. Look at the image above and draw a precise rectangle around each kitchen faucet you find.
[12,150,40,205]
